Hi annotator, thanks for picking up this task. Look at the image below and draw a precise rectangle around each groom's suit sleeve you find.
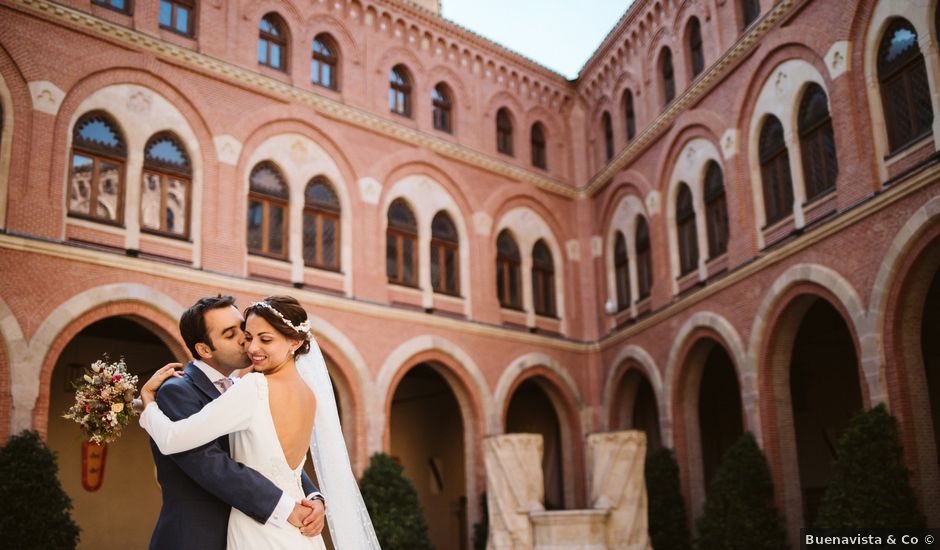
[155,380,284,524]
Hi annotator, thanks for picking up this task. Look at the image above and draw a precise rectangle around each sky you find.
[440,0,635,79]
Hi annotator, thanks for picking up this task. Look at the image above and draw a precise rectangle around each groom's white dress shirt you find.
[192,360,296,528]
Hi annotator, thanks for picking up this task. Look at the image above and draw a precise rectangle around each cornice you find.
[581,0,798,197]
[7,0,580,199]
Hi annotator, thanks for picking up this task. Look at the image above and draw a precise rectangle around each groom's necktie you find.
[214,378,233,394]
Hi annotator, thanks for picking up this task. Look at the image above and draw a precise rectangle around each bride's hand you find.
[140,363,184,406]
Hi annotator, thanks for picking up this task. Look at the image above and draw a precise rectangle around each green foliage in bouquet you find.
[0,431,80,550]
[360,453,433,550]
[695,433,788,550]
[63,357,139,444]
[814,404,925,529]
[645,448,691,550]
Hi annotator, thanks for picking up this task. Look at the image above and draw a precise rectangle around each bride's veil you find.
[296,337,381,549]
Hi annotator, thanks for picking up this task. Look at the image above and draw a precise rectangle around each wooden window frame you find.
[877,19,934,154]
[387,201,418,287]
[303,180,341,271]
[259,14,288,72]
[636,218,653,299]
[603,111,614,161]
[614,232,631,311]
[92,0,132,15]
[741,0,760,30]
[159,0,195,37]
[68,112,127,226]
[624,89,636,141]
[532,242,556,317]
[531,123,547,169]
[430,213,459,296]
[389,66,412,118]
[798,84,838,201]
[432,83,453,133]
[759,116,794,226]
[496,232,522,310]
[496,108,514,156]
[661,48,676,106]
[311,34,338,90]
[704,162,729,259]
[688,17,705,78]
[676,184,699,276]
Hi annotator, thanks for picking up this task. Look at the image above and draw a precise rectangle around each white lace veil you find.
[296,338,381,549]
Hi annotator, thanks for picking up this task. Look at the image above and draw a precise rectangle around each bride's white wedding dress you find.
[141,372,326,550]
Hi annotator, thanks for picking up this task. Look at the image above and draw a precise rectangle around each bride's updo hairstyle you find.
[244,295,312,356]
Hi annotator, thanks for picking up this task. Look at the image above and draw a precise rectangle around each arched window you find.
[496,107,514,155]
[432,83,453,133]
[258,13,288,71]
[676,183,698,276]
[431,211,459,295]
[661,48,676,106]
[878,18,933,153]
[311,34,338,90]
[741,0,760,30]
[688,17,705,78]
[614,231,631,311]
[623,89,636,141]
[759,115,794,225]
[159,0,194,36]
[247,162,289,258]
[704,161,728,258]
[303,177,340,270]
[389,65,411,117]
[532,240,556,317]
[531,123,547,169]
[496,230,522,309]
[387,199,418,286]
[798,84,838,201]
[603,111,614,161]
[141,132,191,238]
[69,111,126,224]
[636,217,652,299]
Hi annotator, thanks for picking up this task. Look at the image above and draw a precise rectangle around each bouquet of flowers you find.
[63,357,140,444]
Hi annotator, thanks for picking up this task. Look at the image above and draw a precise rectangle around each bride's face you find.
[243,313,301,373]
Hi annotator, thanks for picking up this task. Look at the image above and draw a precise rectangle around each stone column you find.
[485,434,545,550]
[587,431,651,550]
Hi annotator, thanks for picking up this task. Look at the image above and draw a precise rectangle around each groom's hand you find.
[297,499,325,537]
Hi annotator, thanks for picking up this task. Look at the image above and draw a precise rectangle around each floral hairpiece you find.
[249,301,312,340]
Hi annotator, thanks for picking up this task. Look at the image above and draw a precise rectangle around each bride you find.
[140,296,380,550]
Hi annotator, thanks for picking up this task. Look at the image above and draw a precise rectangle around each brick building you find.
[0,0,937,548]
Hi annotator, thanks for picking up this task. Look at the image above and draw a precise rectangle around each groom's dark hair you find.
[180,294,237,358]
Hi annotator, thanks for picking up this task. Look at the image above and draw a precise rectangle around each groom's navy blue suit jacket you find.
[148,362,317,550]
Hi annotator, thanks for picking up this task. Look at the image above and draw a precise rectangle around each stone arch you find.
[602,345,665,434]
[0,296,27,441]
[749,264,876,404]
[27,284,187,435]
[745,57,831,242]
[664,136,724,292]
[380,171,473,312]
[494,207,568,334]
[495,353,585,508]
[862,0,940,181]
[0,60,19,230]
[242,131,355,294]
[60,79,208,262]
[665,310,752,443]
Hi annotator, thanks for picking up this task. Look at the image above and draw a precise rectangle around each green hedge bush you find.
[0,431,80,550]
[360,452,433,550]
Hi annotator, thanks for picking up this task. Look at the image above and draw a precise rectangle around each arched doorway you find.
[505,377,566,509]
[698,344,744,489]
[46,316,179,549]
[389,363,467,550]
[610,366,662,453]
[788,298,863,523]
[674,336,744,519]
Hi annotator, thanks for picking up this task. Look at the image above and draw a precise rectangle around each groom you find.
[146,295,325,550]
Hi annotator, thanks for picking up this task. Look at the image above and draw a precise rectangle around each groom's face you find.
[202,306,251,374]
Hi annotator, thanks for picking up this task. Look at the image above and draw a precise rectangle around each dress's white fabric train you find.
[298,338,381,549]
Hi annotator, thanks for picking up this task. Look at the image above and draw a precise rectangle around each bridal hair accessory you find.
[250,300,313,340]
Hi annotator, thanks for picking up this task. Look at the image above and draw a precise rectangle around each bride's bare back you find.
[268,373,316,470]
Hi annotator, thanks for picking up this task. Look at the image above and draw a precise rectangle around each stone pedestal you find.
[485,434,545,550]
[531,510,609,550]
[484,431,650,550]
[587,431,650,550]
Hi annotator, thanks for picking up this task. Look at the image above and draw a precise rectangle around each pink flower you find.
[113,375,122,382]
